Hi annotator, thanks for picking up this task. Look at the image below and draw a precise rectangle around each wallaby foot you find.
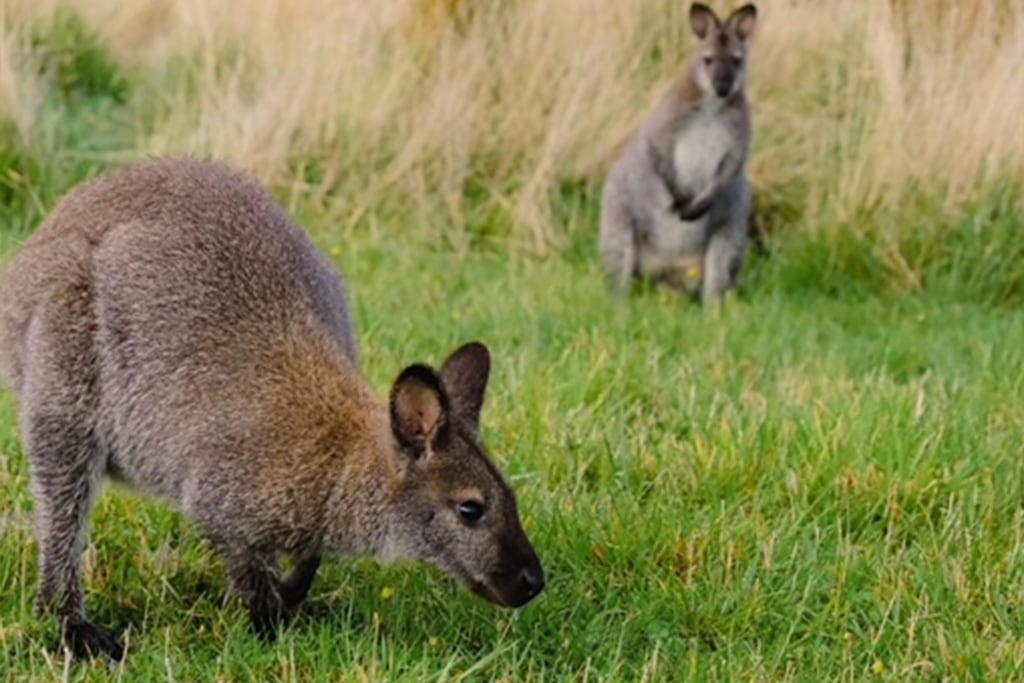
[704,288,738,318]
[249,593,285,642]
[221,549,312,642]
[601,240,637,294]
[235,561,285,641]
[24,406,108,661]
[279,555,321,609]
[701,231,745,308]
[61,617,124,662]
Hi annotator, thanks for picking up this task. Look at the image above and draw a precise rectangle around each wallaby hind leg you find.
[702,181,750,307]
[25,412,122,661]
[18,274,123,660]
[599,187,639,292]
[701,231,745,307]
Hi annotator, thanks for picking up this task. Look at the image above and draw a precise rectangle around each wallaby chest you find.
[671,105,734,190]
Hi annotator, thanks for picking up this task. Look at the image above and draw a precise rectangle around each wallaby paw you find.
[278,556,320,609]
[670,193,694,217]
[674,196,711,222]
[61,619,125,662]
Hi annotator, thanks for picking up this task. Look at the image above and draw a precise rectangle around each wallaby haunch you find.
[600,2,757,305]
[0,158,544,662]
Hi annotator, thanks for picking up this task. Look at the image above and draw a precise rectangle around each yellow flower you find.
[842,631,853,643]
[872,658,885,675]
[381,586,394,600]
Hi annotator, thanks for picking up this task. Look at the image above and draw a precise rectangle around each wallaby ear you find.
[690,3,720,40]
[440,341,490,428]
[390,365,449,455]
[726,4,757,41]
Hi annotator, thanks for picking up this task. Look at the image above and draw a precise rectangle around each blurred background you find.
[2,0,1022,300]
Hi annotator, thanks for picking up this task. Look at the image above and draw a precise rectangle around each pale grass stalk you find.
[0,8,41,141]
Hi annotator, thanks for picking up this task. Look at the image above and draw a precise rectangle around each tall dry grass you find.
[1,0,1023,250]
[0,8,41,142]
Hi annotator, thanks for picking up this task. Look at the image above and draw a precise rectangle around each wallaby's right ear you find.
[690,3,720,40]
[390,365,449,456]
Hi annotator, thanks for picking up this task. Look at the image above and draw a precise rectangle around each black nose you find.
[518,565,545,597]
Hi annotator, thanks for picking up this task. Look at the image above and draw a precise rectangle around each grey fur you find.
[600,3,757,305]
[0,158,543,661]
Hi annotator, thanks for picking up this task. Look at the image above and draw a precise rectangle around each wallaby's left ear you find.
[390,365,449,456]
[440,341,491,429]
[690,3,721,40]
[726,4,757,41]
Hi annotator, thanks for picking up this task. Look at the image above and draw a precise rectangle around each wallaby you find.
[600,3,757,305]
[0,158,544,662]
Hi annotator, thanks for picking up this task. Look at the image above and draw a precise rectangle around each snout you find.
[713,75,734,98]
[505,559,545,607]
[468,543,545,608]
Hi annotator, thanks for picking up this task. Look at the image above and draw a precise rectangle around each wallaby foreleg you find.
[279,554,321,609]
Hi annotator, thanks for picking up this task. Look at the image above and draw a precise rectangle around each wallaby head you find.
[386,342,544,608]
[689,3,757,99]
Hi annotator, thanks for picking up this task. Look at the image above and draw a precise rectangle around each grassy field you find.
[2,1,1024,680]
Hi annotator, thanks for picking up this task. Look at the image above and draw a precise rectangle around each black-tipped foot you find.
[61,619,124,662]
[249,604,284,643]
[279,555,321,609]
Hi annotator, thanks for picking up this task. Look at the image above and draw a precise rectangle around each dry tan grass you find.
[0,7,41,142]
[1,0,1022,248]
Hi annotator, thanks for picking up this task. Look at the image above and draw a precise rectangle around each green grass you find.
[2,228,1024,681]
[2,10,1024,682]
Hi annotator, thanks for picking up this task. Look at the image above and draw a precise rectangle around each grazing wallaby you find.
[600,2,757,305]
[0,158,544,662]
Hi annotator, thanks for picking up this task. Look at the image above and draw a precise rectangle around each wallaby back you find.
[0,158,543,661]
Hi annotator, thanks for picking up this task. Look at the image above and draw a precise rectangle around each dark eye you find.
[457,501,485,523]
[732,56,743,66]
[702,56,713,66]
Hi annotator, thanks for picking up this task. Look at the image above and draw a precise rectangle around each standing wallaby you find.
[0,158,544,662]
[600,3,757,305]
